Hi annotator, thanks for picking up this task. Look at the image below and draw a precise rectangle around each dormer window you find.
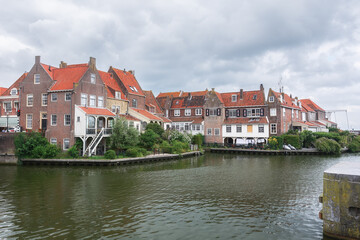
[10,88,17,95]
[132,99,137,108]
[269,96,274,102]
[253,95,257,100]
[133,86,138,92]
[90,74,96,84]
[115,91,121,99]
[232,95,237,102]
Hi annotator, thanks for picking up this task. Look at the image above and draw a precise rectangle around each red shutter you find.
[260,108,264,116]
[236,109,240,117]
[217,108,221,116]
[206,109,209,116]
[225,109,229,117]
[243,109,247,117]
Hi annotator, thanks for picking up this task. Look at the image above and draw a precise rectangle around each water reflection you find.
[0,153,359,239]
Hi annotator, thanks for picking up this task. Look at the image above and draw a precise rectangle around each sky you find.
[0,0,359,129]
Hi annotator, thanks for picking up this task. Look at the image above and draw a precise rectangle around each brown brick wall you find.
[204,92,224,144]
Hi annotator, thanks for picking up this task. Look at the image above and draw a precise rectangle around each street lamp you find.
[6,112,9,133]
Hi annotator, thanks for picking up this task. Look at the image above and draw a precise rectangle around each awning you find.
[0,117,18,128]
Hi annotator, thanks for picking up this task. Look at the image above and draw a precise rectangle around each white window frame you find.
[111,105,116,113]
[232,95,237,102]
[64,114,71,126]
[115,91,121,99]
[89,95,96,107]
[195,108,202,115]
[65,92,71,101]
[236,125,242,133]
[226,125,231,133]
[270,123,277,134]
[132,99,137,108]
[34,74,40,84]
[63,139,70,150]
[185,109,191,116]
[3,102,12,112]
[81,93,88,106]
[214,128,220,135]
[269,96,274,102]
[10,88,17,95]
[283,108,286,117]
[228,109,237,117]
[258,124,264,133]
[174,109,180,116]
[50,138,57,145]
[270,108,276,116]
[42,93,48,106]
[207,128,212,135]
[51,114,57,126]
[91,73,96,84]
[98,96,104,107]
[27,94,33,107]
[51,93,57,102]
[26,114,33,129]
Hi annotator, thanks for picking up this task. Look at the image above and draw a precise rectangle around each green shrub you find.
[192,134,204,147]
[299,130,316,148]
[283,135,301,149]
[105,150,117,159]
[171,141,189,154]
[348,141,360,153]
[315,137,341,154]
[169,130,191,144]
[160,141,172,153]
[43,145,61,158]
[67,145,79,158]
[139,129,160,150]
[274,136,284,150]
[146,123,165,137]
[32,145,47,158]
[313,132,341,142]
[126,147,147,157]
[268,137,279,150]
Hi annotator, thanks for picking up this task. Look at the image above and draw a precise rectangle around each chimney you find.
[240,89,243,99]
[179,90,183,97]
[188,92,192,100]
[211,88,215,92]
[89,57,96,71]
[35,56,40,64]
[290,94,292,98]
[59,61,67,68]
[281,92,285,100]
[260,84,264,91]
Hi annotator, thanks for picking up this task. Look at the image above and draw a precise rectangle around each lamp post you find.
[6,112,9,133]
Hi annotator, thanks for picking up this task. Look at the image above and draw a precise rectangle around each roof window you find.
[253,95,257,100]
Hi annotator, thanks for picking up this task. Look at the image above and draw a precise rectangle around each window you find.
[129,121,134,128]
[270,123,277,134]
[51,93,57,102]
[42,93,48,106]
[4,102,11,112]
[185,109,191,116]
[236,125,242,133]
[115,91,121,99]
[14,102,19,111]
[98,96,104,107]
[247,125,253,133]
[246,108,261,117]
[269,96,274,102]
[51,114,57,126]
[258,124,264,133]
[65,92,71,101]
[88,116,95,128]
[64,114,71,126]
[77,116,80,122]
[27,94,33,107]
[91,74,96,84]
[81,94,87,106]
[34,74,40,84]
[174,109,180,116]
[209,109,217,116]
[229,109,237,117]
[283,108,286,117]
[26,114,32,129]
[185,123,189,131]
[50,138,57,145]
[270,108,277,116]
[132,99,137,108]
[302,112,306,121]
[296,110,298,119]
[89,95,96,107]
[111,105,116,113]
[207,128,212,135]
[232,95,237,102]
[253,95,257,100]
[226,125,231,133]
[214,128,220,135]
[116,106,120,114]
[10,88,17,95]
[291,109,294,118]
[63,139,70,150]
[195,108,202,115]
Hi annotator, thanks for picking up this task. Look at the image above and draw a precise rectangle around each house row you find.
[0,56,337,152]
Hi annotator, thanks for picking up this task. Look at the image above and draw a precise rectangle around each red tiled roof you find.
[1,73,27,96]
[144,90,163,114]
[272,90,301,110]
[221,90,265,107]
[41,64,57,79]
[300,99,325,112]
[50,65,88,91]
[112,68,144,96]
[157,91,182,98]
[79,106,115,116]
[169,116,203,123]
[132,108,162,121]
[301,104,314,113]
[183,90,208,97]
[223,117,269,125]
[159,116,172,123]
[119,114,140,122]
[99,70,127,100]
[0,87,6,95]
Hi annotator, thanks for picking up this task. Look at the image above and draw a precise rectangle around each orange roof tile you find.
[132,108,162,121]
[41,64,57,79]
[221,90,265,107]
[79,106,115,116]
[50,65,88,91]
[157,91,182,98]
[144,90,163,114]
[0,87,6,95]
[300,99,325,112]
[272,90,301,110]
[99,70,127,100]
[1,73,27,96]
[223,117,269,125]
[159,116,172,123]
[119,114,140,122]
[112,68,144,96]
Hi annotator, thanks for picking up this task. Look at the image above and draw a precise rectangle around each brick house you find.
[267,89,302,136]
[19,56,115,155]
[0,73,27,131]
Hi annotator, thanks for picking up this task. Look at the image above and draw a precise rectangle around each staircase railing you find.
[83,128,105,156]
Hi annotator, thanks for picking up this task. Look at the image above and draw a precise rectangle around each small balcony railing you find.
[86,128,96,135]
[104,128,113,135]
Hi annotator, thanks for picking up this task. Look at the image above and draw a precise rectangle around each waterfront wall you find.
[0,154,17,165]
[322,161,360,239]
[0,133,16,154]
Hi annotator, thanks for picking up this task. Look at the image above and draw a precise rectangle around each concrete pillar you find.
[321,161,360,239]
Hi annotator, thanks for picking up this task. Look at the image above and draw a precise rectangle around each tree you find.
[110,118,139,153]
[139,129,160,150]
[146,123,164,137]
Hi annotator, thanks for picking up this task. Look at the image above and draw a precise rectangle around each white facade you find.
[171,121,204,135]
[222,123,269,145]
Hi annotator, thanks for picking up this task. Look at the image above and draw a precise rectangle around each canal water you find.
[0,153,359,239]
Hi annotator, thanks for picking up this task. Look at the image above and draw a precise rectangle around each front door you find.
[41,113,47,130]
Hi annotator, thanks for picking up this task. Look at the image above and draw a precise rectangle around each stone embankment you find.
[209,148,324,155]
[0,154,17,165]
[21,151,203,166]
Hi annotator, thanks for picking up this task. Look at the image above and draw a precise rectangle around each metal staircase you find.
[83,128,104,156]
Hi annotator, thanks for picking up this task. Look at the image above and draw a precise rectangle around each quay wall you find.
[0,154,17,165]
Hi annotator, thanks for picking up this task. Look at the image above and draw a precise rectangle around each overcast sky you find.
[0,0,359,129]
